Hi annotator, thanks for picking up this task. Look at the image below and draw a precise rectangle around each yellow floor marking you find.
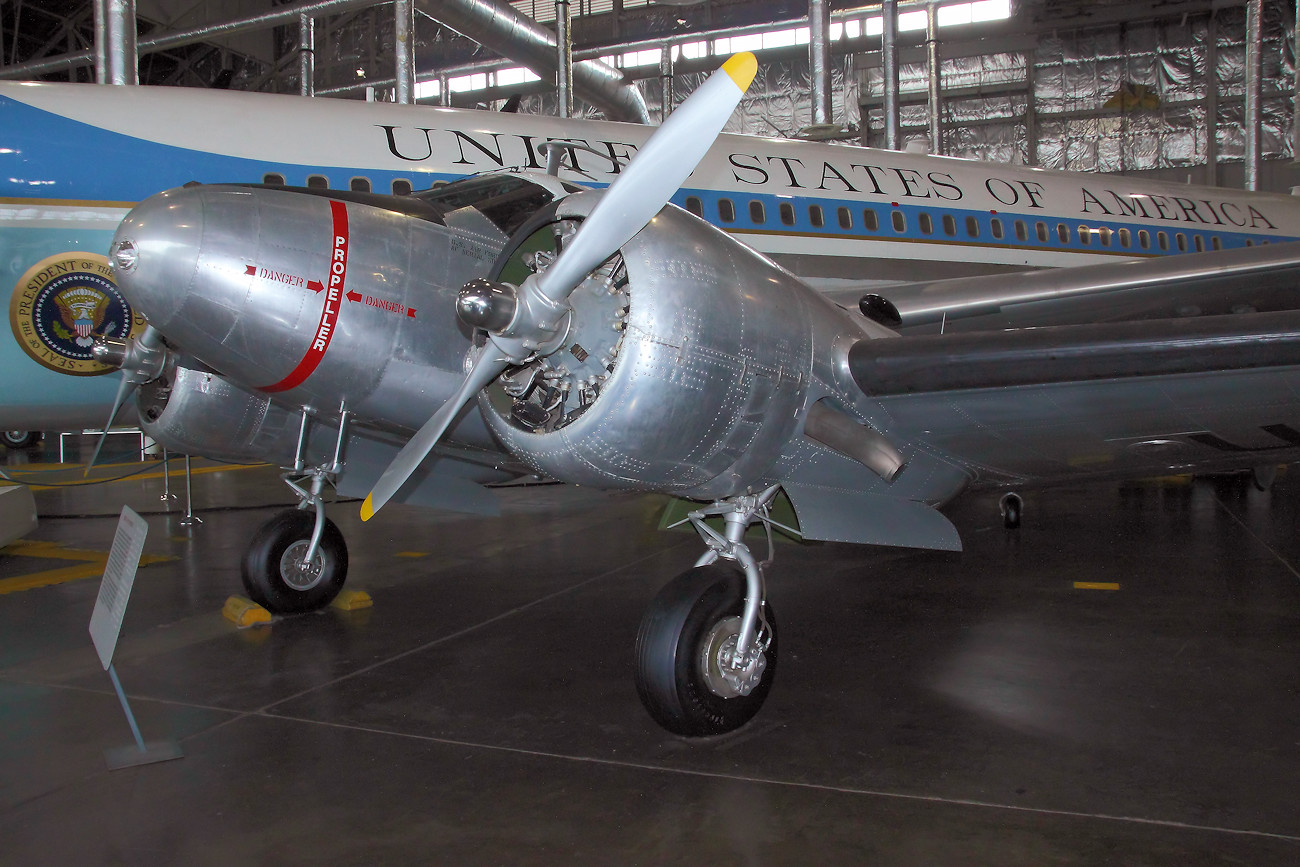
[395,551,430,558]
[0,462,267,491]
[1073,581,1122,591]
[0,539,173,595]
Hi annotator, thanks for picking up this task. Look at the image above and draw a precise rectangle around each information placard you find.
[88,506,149,670]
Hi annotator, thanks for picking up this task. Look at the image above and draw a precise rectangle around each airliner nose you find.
[110,186,205,329]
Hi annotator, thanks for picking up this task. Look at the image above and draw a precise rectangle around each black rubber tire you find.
[3,431,39,449]
[241,509,348,614]
[1001,493,1022,530]
[635,563,778,737]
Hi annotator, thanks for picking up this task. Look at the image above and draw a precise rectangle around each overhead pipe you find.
[414,0,650,123]
[555,0,573,117]
[809,0,831,126]
[1244,0,1262,191]
[1,0,376,80]
[299,13,315,97]
[882,0,900,149]
[395,0,415,103]
[925,2,941,154]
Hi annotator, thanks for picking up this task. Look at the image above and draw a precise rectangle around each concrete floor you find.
[2,440,1300,864]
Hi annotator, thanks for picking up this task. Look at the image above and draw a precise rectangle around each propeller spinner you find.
[361,52,758,520]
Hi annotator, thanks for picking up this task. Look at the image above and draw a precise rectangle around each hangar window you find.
[809,205,825,228]
[1119,228,1131,247]
[718,198,736,223]
[966,216,980,237]
[1035,221,1048,243]
[891,210,906,233]
[837,207,852,229]
[262,172,286,185]
[1194,235,1204,252]
[942,214,957,236]
[749,200,765,223]
[918,212,933,234]
[780,202,796,225]
[1014,219,1027,241]
[862,208,879,231]
[684,196,703,217]
[1157,231,1169,251]
[1138,229,1150,249]
[350,177,372,193]
[392,179,413,196]
[990,218,1003,239]
[307,174,329,189]
[1057,223,1069,244]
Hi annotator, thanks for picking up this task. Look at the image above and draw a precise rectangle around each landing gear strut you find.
[635,486,788,736]
[241,407,351,614]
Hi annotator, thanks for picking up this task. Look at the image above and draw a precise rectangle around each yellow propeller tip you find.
[360,494,375,522]
[722,52,758,92]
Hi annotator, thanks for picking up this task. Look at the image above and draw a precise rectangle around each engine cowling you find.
[479,200,817,500]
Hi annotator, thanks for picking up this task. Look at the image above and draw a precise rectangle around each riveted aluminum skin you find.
[480,202,821,499]
[111,185,501,443]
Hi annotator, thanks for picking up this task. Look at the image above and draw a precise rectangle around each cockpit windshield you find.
[415,174,575,236]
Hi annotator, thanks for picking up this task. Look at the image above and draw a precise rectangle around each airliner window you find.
[1077,225,1090,245]
[1157,231,1169,251]
[1246,239,1255,247]
[263,172,286,185]
[749,200,766,223]
[1119,228,1131,247]
[392,179,413,196]
[863,209,878,231]
[415,174,559,235]
[718,198,736,223]
[918,213,933,235]
[838,207,852,229]
[685,196,703,217]
[307,175,329,189]
[967,216,980,238]
[1036,222,1048,243]
[1212,236,1222,250]
[1194,235,1204,252]
[780,203,796,225]
[991,218,1003,240]
[942,214,956,236]
[1139,230,1150,249]
[891,211,906,233]
[1014,220,1027,241]
[1057,223,1069,244]
[1176,233,1187,252]
[1099,227,1112,247]
[350,177,372,193]
[809,205,825,228]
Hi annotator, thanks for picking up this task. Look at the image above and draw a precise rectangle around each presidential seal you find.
[9,253,145,376]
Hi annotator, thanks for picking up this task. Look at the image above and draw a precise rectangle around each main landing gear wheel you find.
[635,564,778,737]
[241,509,348,614]
[3,431,39,449]
[1000,492,1023,530]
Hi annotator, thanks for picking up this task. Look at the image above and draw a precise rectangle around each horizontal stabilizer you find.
[783,484,962,551]
[850,310,1300,397]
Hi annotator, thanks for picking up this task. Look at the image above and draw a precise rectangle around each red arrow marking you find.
[245,265,256,276]
[346,290,363,303]
[260,200,350,393]
[309,279,324,294]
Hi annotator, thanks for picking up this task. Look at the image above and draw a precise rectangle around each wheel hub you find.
[699,615,767,699]
[280,540,325,591]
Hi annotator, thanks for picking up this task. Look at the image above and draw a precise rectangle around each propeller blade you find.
[85,372,138,475]
[534,51,757,303]
[361,348,511,521]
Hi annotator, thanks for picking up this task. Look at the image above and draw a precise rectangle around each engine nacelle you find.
[480,201,818,500]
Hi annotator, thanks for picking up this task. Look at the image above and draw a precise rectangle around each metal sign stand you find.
[90,506,183,769]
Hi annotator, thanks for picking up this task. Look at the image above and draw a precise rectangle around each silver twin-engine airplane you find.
[9,53,1300,735]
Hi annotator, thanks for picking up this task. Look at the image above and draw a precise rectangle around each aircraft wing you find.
[825,241,1300,333]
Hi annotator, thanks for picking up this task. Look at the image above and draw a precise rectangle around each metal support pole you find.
[1294,2,1300,167]
[159,450,176,501]
[299,14,315,97]
[809,0,832,126]
[659,46,674,122]
[882,0,900,150]
[1207,13,1219,185]
[555,0,573,118]
[102,0,138,85]
[1244,0,1262,191]
[179,454,202,526]
[394,0,414,104]
[93,0,108,83]
[925,2,941,154]
[107,664,146,751]
[439,74,450,107]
